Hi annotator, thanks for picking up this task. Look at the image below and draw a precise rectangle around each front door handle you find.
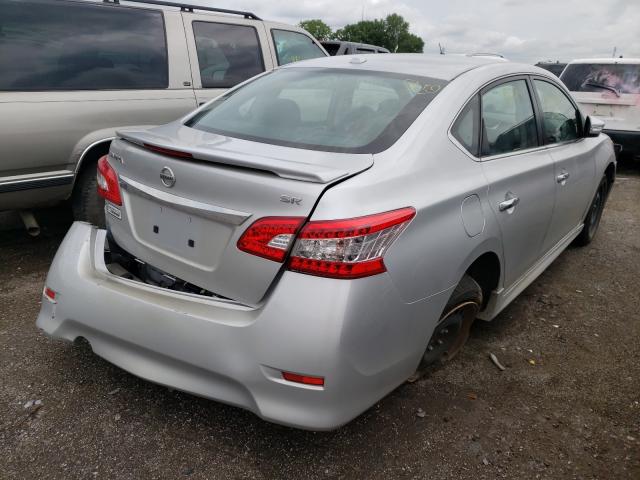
[556,171,570,184]
[498,193,520,212]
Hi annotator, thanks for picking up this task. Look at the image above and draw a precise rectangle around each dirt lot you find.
[1,166,639,480]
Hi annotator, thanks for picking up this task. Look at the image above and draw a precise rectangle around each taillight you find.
[289,208,416,279]
[96,155,122,206]
[237,217,305,262]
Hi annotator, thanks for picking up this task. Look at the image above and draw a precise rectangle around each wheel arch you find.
[464,251,501,310]
[451,236,503,313]
[604,162,616,194]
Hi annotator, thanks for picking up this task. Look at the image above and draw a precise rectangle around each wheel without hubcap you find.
[408,275,482,382]
[421,300,480,366]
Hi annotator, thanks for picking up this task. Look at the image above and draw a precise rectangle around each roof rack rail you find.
[103,0,262,20]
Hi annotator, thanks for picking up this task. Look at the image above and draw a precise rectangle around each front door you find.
[531,78,597,251]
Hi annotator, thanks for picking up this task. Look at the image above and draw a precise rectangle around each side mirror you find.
[584,116,605,137]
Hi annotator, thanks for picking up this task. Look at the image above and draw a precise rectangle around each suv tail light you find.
[96,155,122,206]
[288,208,416,279]
[237,208,415,279]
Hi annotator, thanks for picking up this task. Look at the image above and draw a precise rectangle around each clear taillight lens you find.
[96,155,122,206]
[237,217,305,262]
[288,208,416,279]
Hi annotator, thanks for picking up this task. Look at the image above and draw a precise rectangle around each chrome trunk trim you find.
[119,175,251,225]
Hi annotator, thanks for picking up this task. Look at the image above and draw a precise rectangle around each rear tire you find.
[573,176,608,247]
[72,158,105,228]
[418,274,482,370]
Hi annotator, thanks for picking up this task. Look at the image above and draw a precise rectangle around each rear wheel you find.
[573,176,608,247]
[414,275,482,375]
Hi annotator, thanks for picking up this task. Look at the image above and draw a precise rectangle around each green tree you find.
[299,19,333,41]
[333,14,424,53]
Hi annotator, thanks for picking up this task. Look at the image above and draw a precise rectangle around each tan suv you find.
[0,0,327,225]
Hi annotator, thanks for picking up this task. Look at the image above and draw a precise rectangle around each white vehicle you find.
[561,58,640,159]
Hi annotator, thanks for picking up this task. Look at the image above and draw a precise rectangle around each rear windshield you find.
[186,68,448,153]
[561,63,640,94]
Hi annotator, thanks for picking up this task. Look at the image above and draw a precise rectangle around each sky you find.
[188,0,640,64]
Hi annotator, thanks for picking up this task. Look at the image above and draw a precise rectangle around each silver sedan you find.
[37,54,616,430]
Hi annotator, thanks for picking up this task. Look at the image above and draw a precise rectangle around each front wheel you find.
[573,176,608,247]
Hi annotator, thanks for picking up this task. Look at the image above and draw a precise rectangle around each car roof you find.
[281,53,522,81]
[567,58,640,65]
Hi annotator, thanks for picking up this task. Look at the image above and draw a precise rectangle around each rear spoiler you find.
[117,129,372,184]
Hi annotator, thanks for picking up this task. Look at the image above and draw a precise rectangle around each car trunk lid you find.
[106,123,373,305]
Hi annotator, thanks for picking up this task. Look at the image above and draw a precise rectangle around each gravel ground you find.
[1,166,639,480]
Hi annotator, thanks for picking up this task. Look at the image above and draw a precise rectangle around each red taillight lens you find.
[282,371,324,386]
[96,155,122,206]
[143,143,193,159]
[237,217,305,262]
[288,207,416,279]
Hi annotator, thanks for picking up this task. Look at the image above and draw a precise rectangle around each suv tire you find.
[72,159,105,228]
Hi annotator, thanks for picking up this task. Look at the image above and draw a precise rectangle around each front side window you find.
[192,22,264,88]
[534,80,580,144]
[271,30,326,65]
[186,68,448,153]
[481,80,538,156]
[0,0,168,91]
[560,63,640,94]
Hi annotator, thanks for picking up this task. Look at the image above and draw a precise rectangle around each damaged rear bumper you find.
[37,222,451,430]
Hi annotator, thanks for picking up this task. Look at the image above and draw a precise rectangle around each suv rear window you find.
[561,63,640,95]
[0,0,168,91]
[192,21,265,89]
[186,68,447,154]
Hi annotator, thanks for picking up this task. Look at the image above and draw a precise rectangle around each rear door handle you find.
[556,172,570,184]
[498,194,520,212]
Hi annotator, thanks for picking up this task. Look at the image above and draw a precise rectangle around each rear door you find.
[181,13,273,106]
[478,77,557,288]
[531,78,596,251]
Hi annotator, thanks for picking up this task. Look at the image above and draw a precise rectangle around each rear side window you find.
[452,95,480,156]
[534,80,580,144]
[356,48,376,54]
[481,80,538,156]
[271,30,326,65]
[0,0,168,91]
[561,63,640,94]
[192,22,265,89]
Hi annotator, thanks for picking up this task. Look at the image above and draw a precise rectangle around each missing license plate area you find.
[129,193,232,270]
